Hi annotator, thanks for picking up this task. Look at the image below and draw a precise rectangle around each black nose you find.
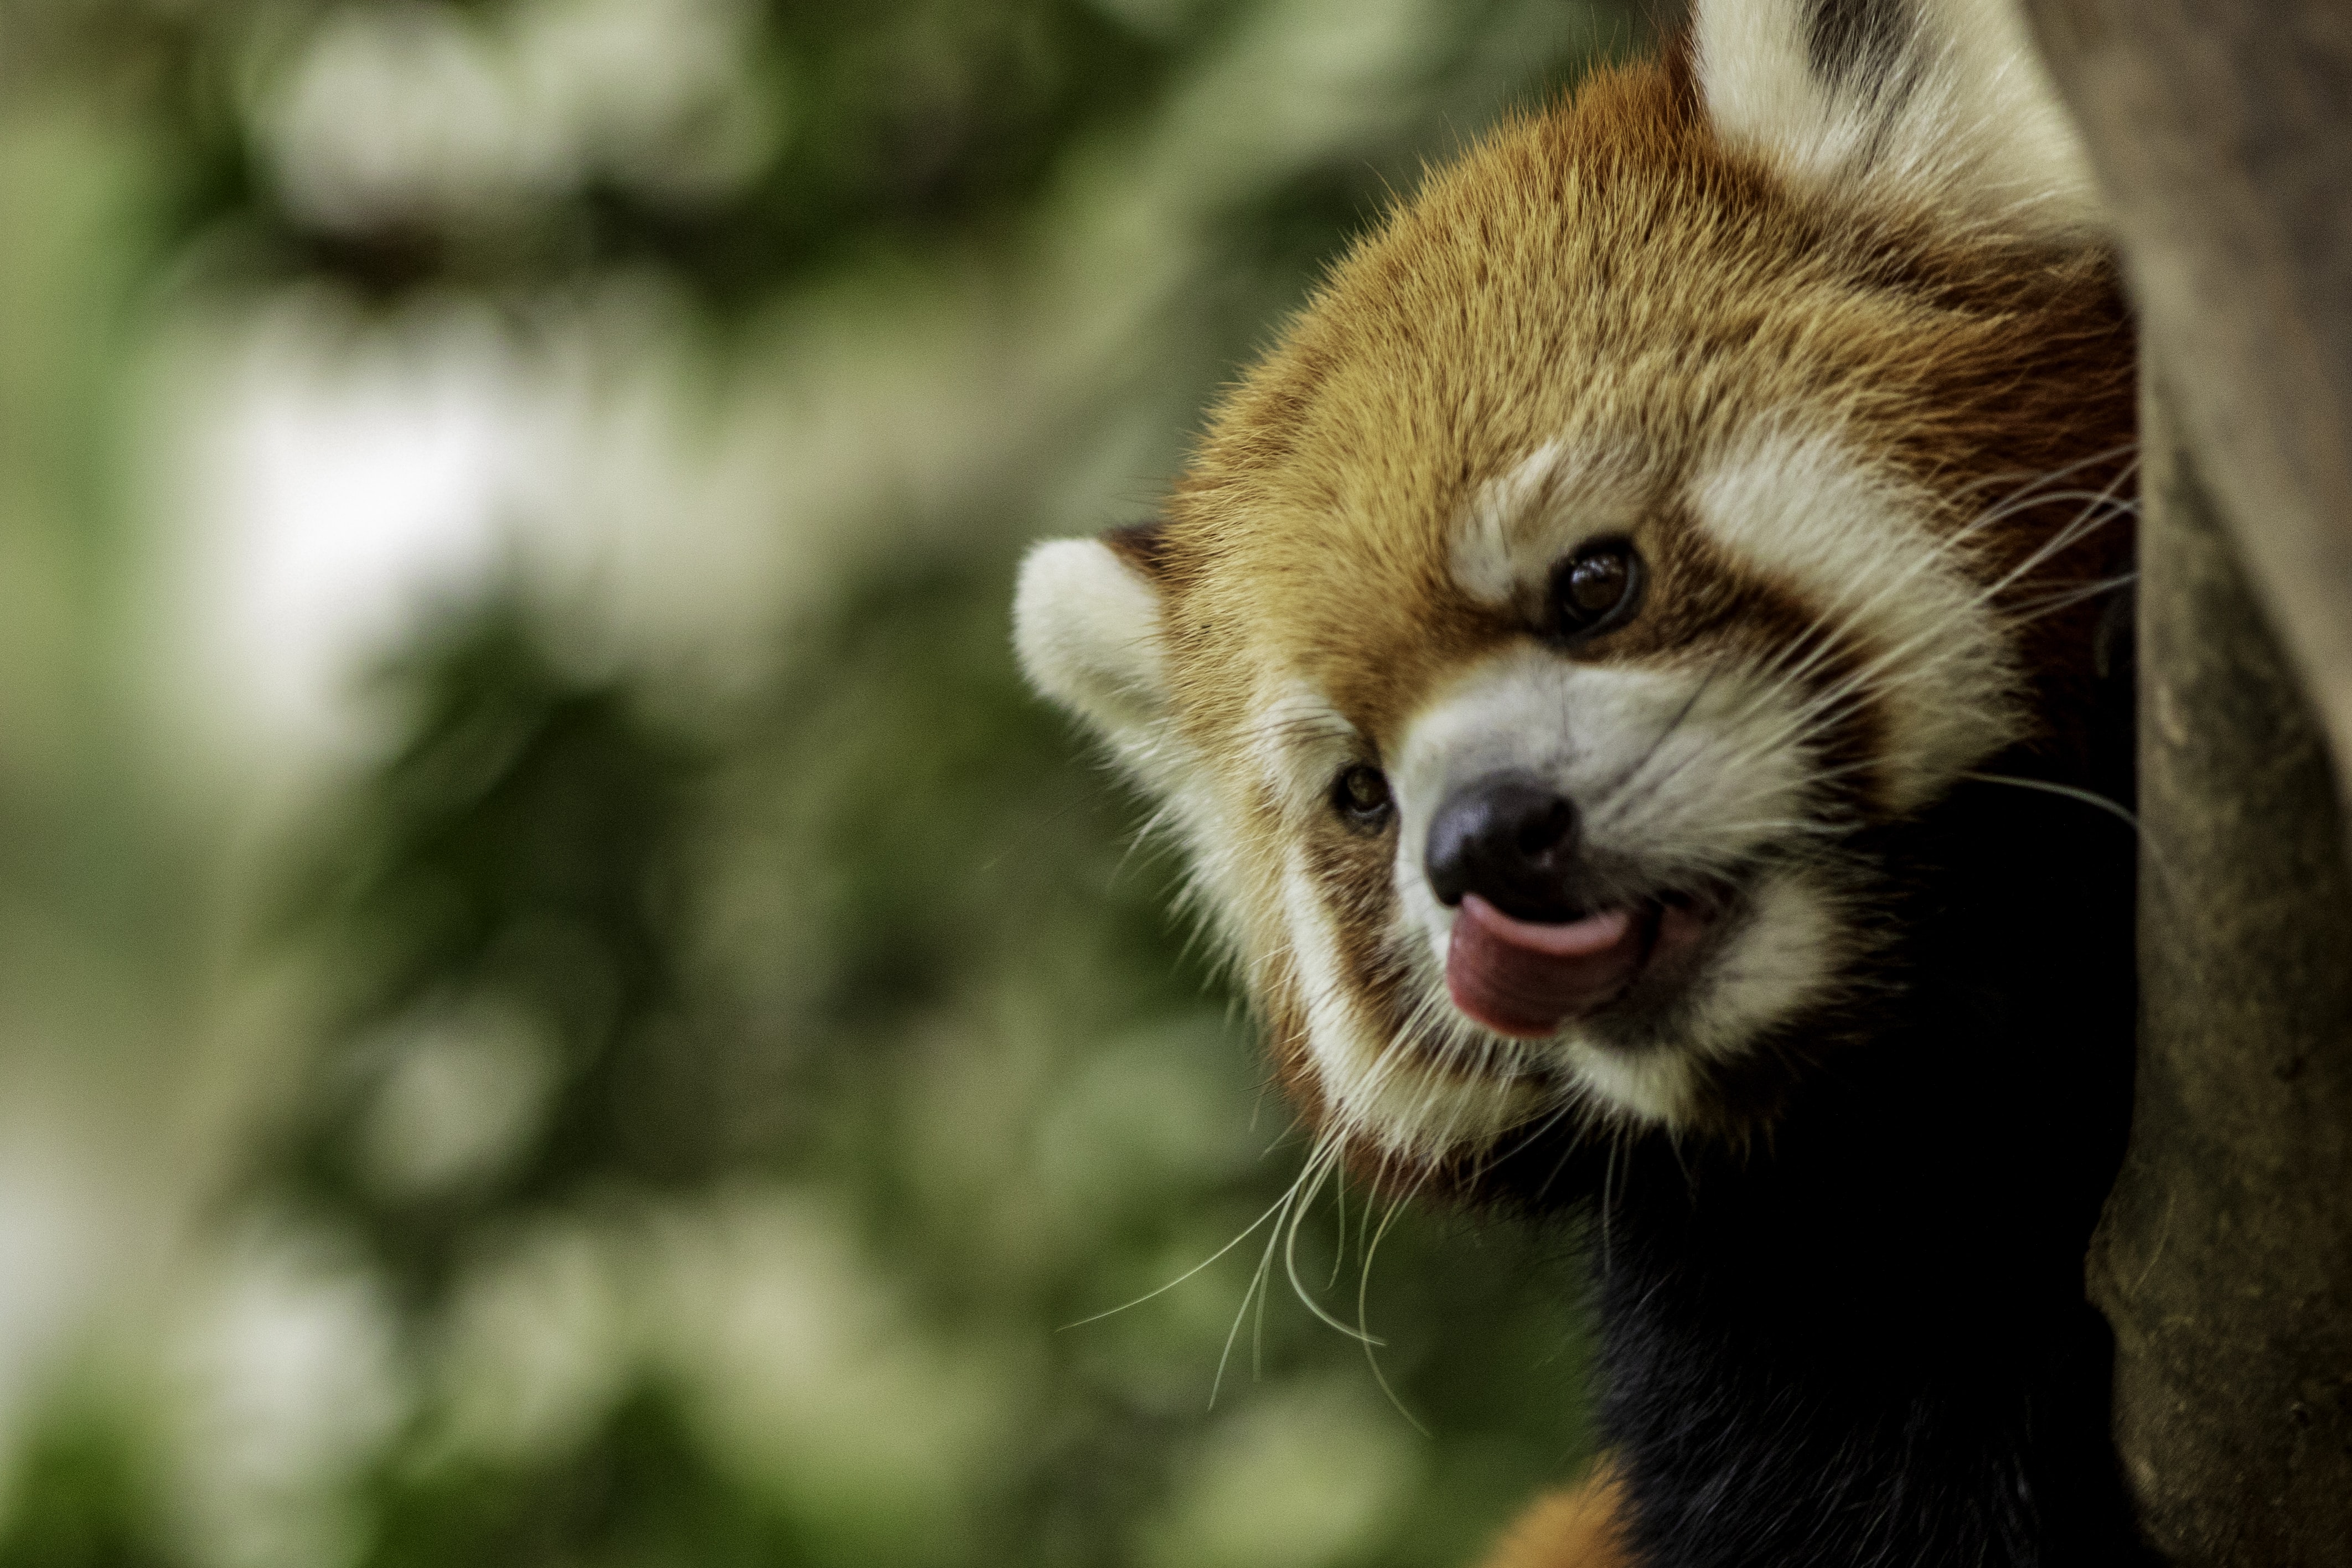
[1424,773,1585,922]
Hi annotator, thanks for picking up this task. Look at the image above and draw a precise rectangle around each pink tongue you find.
[1446,893,1643,1038]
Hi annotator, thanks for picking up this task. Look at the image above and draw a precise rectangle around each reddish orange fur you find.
[1016,22,2146,1567]
[1159,59,2128,733]
[1125,55,2131,1172]
[1475,1462,1634,1568]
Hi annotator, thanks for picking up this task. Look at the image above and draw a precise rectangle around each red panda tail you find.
[1474,1461,1635,1568]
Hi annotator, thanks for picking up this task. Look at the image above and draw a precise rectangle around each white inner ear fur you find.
[1014,537,1174,755]
[1694,0,2102,241]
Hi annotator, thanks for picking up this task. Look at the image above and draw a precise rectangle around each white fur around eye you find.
[1684,424,2022,812]
[1450,439,1650,608]
[1244,678,1358,822]
[1014,537,1171,747]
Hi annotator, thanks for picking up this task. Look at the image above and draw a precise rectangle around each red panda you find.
[1015,2,2153,1563]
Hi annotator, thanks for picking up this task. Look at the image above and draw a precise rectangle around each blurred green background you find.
[0,1,1656,1562]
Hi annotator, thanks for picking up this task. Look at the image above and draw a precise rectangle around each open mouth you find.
[1444,887,1721,1039]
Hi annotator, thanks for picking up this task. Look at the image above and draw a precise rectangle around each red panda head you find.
[1015,1,2133,1183]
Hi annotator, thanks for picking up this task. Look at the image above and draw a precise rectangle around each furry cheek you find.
[1388,649,1821,924]
[1561,866,1851,1127]
[1683,425,2027,813]
[1274,848,1550,1160]
[1372,648,1851,1131]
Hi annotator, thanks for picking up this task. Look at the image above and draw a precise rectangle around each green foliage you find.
[0,1407,186,1568]
[357,1386,815,1568]
[240,546,1599,1566]
[0,0,1653,1561]
[275,602,715,1307]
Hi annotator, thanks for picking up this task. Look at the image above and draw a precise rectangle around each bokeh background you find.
[0,1,1658,1562]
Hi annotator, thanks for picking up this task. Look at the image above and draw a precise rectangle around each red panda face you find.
[1016,19,2133,1181]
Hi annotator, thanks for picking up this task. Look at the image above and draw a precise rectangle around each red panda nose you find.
[1424,774,1586,923]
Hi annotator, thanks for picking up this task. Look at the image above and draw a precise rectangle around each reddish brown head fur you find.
[1016,6,2131,1178]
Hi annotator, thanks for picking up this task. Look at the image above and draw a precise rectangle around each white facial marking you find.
[1576,870,1846,1126]
[1565,1038,1701,1130]
[1685,424,2022,812]
[1220,675,1550,1158]
[1369,648,1843,1132]
[1451,440,1650,607]
[1245,677,1358,820]
[1393,651,1817,939]
[1280,853,1545,1156]
[1679,867,1847,1064]
[1409,869,1843,1132]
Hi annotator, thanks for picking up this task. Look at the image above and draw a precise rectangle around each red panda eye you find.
[1331,765,1394,829]
[1551,539,1646,639]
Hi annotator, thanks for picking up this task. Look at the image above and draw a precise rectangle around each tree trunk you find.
[2019,0,2352,810]
[2017,4,2352,1562]
[2097,371,2352,1564]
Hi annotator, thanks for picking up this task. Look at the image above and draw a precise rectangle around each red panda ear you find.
[1691,0,2103,244]
[1014,528,1179,770]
